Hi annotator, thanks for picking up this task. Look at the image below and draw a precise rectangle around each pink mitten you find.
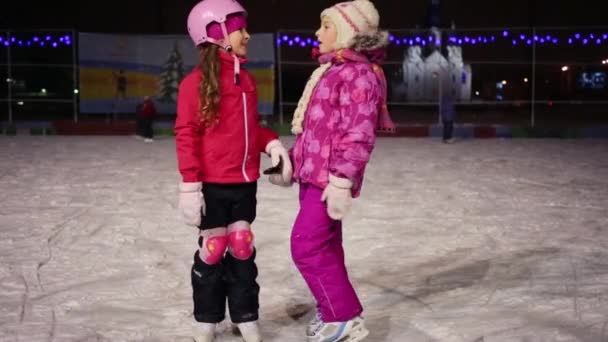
[265,140,293,187]
[320,175,353,220]
[179,182,205,226]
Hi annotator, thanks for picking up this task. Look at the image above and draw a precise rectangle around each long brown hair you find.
[197,44,221,126]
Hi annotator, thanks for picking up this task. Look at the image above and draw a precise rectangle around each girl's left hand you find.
[321,175,353,220]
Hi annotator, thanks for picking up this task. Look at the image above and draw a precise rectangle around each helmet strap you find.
[220,22,240,85]
[220,22,232,51]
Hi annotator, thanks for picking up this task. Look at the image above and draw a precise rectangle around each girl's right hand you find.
[265,140,293,184]
[178,182,205,226]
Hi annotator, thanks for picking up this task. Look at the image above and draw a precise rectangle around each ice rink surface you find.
[1,136,607,342]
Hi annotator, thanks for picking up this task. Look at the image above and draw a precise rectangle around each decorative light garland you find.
[0,34,73,48]
[276,30,608,48]
[3,31,606,49]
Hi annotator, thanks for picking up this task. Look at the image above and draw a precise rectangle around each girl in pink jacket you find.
[269,1,395,341]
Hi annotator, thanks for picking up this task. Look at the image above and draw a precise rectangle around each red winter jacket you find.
[141,99,157,118]
[175,51,278,184]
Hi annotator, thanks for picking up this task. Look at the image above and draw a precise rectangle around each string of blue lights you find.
[277,30,608,47]
[0,34,73,48]
[1,31,607,49]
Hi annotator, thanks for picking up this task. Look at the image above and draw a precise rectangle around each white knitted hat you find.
[320,0,380,49]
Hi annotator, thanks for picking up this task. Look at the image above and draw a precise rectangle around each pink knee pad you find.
[228,229,254,260]
[199,235,228,265]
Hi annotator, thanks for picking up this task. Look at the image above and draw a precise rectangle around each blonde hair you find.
[197,44,221,127]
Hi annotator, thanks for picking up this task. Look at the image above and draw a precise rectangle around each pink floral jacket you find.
[291,49,391,197]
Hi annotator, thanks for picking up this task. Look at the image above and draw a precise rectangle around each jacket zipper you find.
[241,92,251,182]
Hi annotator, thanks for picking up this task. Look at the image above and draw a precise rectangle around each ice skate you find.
[236,320,262,342]
[307,316,369,342]
[306,310,323,336]
[193,322,216,342]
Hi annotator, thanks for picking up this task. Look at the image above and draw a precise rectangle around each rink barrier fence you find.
[2,122,608,138]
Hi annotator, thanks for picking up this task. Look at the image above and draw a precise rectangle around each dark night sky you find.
[1,0,606,34]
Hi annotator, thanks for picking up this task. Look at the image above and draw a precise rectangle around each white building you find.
[401,45,472,102]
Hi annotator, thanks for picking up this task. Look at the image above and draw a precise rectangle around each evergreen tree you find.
[158,43,185,103]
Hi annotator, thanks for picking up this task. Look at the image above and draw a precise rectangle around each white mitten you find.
[179,182,205,226]
[265,140,293,186]
[320,175,353,220]
[269,173,293,187]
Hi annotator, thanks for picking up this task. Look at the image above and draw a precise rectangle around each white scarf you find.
[290,63,332,135]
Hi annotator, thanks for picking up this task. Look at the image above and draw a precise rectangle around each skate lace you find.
[311,313,324,335]
[311,311,322,325]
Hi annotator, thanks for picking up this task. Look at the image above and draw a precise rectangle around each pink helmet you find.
[187,0,247,49]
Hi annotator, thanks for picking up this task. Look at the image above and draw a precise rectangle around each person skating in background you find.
[139,96,157,142]
[135,96,157,142]
[441,93,455,143]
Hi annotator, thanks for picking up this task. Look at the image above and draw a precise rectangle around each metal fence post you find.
[531,26,536,127]
[6,31,13,124]
[72,29,78,123]
[276,31,284,126]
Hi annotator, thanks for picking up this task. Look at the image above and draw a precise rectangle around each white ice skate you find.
[307,316,369,342]
[237,320,263,342]
[193,322,216,342]
[306,310,323,336]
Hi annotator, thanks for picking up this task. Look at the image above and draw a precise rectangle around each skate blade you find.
[192,336,215,342]
[337,326,369,342]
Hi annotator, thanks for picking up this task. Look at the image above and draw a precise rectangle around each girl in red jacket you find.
[175,1,292,341]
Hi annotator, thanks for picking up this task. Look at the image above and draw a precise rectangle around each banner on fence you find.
[79,33,275,115]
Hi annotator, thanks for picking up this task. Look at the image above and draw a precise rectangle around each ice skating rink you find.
[1,136,607,342]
